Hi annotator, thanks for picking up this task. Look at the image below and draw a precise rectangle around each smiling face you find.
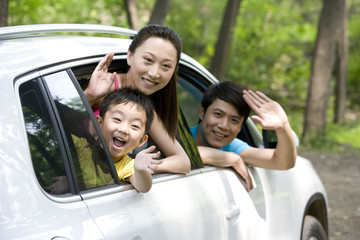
[126,37,177,95]
[97,102,148,162]
[196,99,244,148]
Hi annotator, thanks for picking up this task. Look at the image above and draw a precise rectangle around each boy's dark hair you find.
[99,87,154,133]
[201,81,251,125]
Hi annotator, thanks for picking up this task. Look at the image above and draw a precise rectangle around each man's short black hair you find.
[99,87,154,133]
[201,81,250,125]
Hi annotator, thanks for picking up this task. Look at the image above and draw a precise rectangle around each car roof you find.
[0,24,138,80]
[0,24,217,84]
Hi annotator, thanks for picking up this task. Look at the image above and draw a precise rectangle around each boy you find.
[191,81,297,191]
[95,87,162,193]
[47,87,162,194]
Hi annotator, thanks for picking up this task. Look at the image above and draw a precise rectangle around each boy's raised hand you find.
[84,52,116,102]
[135,145,163,174]
[242,90,289,131]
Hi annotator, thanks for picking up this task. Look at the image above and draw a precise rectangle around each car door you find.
[176,60,268,239]
[36,57,265,240]
[13,70,111,239]
[80,101,231,240]
[66,58,238,239]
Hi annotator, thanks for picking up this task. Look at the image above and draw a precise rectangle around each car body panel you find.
[0,24,328,240]
[83,169,266,240]
[0,75,105,240]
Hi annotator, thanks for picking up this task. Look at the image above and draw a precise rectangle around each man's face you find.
[97,102,148,162]
[197,99,244,148]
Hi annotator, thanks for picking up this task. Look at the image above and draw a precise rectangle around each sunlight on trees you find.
[6,0,360,150]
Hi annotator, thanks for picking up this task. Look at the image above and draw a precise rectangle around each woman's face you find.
[126,37,178,95]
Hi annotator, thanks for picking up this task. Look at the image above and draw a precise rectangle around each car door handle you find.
[225,207,240,220]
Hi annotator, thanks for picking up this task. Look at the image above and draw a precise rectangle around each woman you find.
[84,25,190,174]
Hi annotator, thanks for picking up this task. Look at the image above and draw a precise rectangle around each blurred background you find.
[0,0,360,151]
[1,1,359,238]
[2,0,359,151]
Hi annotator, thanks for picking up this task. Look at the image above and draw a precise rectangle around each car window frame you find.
[177,60,261,148]
[41,70,121,192]
[15,55,207,197]
[71,57,205,171]
[15,72,82,203]
[16,63,124,200]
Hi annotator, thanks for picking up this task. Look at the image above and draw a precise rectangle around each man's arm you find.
[241,90,297,170]
[197,146,253,192]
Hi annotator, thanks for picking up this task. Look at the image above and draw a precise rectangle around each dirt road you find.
[299,149,360,240]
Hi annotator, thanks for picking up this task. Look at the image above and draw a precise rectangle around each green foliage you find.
[326,120,360,148]
[302,119,360,153]
[7,0,360,152]
[227,0,320,106]
[166,0,226,66]
[9,0,129,26]
[348,3,360,109]
[301,97,360,153]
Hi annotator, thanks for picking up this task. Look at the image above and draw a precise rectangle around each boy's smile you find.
[97,102,148,162]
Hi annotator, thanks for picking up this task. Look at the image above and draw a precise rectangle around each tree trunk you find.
[0,0,9,27]
[124,0,140,31]
[210,0,242,81]
[148,0,172,25]
[303,0,342,140]
[334,0,348,123]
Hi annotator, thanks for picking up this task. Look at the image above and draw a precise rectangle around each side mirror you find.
[262,129,300,149]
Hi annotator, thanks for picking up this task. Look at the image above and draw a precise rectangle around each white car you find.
[0,24,328,240]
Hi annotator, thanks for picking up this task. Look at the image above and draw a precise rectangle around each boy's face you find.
[97,102,148,162]
[197,99,244,148]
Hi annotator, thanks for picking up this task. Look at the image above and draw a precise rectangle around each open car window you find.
[72,58,204,171]
[177,64,257,147]
[20,70,120,196]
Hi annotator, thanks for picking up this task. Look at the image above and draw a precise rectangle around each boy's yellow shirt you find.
[114,154,134,181]
[72,135,134,189]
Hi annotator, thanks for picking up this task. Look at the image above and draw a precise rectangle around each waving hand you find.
[242,90,289,130]
[84,52,117,103]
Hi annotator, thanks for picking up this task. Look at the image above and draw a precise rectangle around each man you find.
[190,81,297,191]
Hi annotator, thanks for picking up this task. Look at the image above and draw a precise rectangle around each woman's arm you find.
[149,114,191,174]
[197,146,253,192]
[83,52,117,107]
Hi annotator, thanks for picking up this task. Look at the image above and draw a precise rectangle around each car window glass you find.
[177,79,202,127]
[176,76,204,169]
[20,80,71,196]
[177,107,203,169]
[177,70,256,147]
[43,71,114,192]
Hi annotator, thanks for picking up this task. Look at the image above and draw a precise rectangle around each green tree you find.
[334,0,348,124]
[166,0,226,66]
[303,0,345,140]
[124,0,139,30]
[148,0,172,25]
[210,0,242,81]
[0,0,9,27]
